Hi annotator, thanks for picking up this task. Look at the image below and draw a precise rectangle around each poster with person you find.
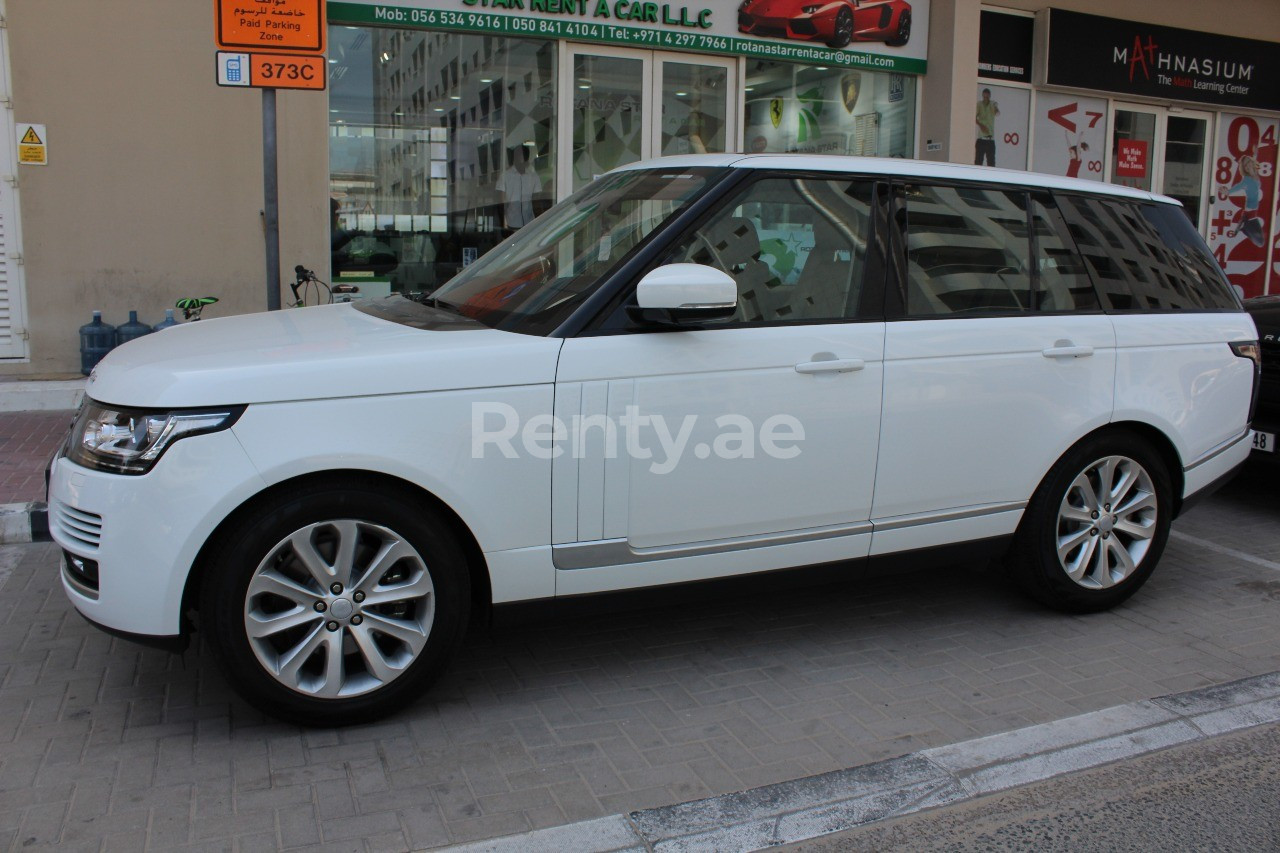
[974,84,1029,171]
[1208,114,1279,299]
[1031,92,1107,181]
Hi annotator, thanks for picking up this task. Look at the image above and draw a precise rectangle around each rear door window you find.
[1029,195,1100,313]
[899,184,1033,316]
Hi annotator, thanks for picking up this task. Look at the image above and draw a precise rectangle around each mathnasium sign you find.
[327,0,929,75]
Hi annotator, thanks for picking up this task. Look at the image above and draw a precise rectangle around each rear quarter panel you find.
[1111,312,1258,465]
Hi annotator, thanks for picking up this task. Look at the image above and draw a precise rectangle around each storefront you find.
[324,0,928,292]
[975,7,1280,298]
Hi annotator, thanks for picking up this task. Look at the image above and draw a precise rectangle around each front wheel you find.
[827,8,854,48]
[200,483,470,725]
[1010,433,1172,613]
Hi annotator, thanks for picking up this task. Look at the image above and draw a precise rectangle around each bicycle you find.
[290,265,361,307]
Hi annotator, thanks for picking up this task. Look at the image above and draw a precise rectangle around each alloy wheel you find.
[243,519,436,698]
[1055,455,1157,589]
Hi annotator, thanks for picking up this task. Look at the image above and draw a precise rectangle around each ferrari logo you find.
[769,98,783,128]
[841,73,861,113]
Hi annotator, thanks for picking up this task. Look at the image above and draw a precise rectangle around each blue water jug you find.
[153,309,179,331]
[116,310,151,345]
[79,311,115,376]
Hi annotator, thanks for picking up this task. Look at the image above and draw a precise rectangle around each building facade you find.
[0,0,1276,374]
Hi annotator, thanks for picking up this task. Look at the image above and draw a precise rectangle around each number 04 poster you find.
[1207,114,1278,299]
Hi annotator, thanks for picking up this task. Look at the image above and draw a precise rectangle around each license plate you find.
[1253,430,1276,453]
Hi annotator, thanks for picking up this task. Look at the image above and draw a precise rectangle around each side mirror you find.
[628,263,738,326]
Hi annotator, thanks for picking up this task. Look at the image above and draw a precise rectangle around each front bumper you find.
[738,11,833,41]
[49,429,266,639]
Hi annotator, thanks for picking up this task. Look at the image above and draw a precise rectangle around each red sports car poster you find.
[1208,114,1278,299]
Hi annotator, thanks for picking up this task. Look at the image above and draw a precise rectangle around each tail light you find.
[1230,340,1261,424]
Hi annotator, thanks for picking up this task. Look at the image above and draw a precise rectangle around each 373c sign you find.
[216,52,327,90]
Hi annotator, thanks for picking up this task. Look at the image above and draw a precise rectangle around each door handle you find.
[795,358,865,374]
[1042,343,1094,359]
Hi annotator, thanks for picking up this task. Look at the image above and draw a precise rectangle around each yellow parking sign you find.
[17,123,46,166]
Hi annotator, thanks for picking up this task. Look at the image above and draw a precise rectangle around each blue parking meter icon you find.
[227,56,243,83]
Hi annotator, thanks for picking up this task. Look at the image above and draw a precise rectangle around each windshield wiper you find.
[402,292,462,315]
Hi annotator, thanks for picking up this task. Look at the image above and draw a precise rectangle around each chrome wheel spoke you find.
[315,633,346,698]
[331,520,362,587]
[1117,490,1157,519]
[1109,463,1139,507]
[290,528,337,586]
[1064,535,1098,582]
[350,624,401,682]
[247,568,317,607]
[276,623,326,686]
[1057,526,1094,563]
[353,539,419,592]
[1114,516,1155,540]
[1090,536,1114,587]
[361,611,428,648]
[247,605,321,639]
[1096,457,1119,504]
[1061,504,1095,524]
[1067,471,1100,512]
[362,571,434,608]
[1107,539,1136,581]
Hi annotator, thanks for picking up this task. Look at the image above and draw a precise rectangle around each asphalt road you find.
[788,722,1280,852]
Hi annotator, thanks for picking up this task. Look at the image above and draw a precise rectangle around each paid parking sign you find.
[216,52,327,90]
[17,124,46,166]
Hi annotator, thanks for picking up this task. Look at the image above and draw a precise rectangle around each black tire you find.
[827,8,854,49]
[1010,431,1172,613]
[200,480,470,726]
[885,10,910,47]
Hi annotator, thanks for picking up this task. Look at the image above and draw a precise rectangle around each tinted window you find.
[1029,197,1099,313]
[902,184,1031,316]
[1056,195,1239,312]
[665,176,873,323]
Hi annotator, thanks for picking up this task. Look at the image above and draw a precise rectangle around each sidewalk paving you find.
[0,466,1276,850]
[0,410,74,505]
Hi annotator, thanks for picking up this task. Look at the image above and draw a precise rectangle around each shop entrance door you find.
[1110,104,1213,229]
[560,46,738,195]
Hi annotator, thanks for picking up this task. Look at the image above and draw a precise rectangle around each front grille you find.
[792,19,816,34]
[52,500,103,551]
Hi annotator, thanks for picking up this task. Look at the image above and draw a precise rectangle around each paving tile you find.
[0,470,1279,848]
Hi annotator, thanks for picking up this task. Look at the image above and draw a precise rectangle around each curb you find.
[0,502,50,545]
[445,671,1280,853]
[0,379,85,412]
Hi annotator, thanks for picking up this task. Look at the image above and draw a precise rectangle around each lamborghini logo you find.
[841,73,861,113]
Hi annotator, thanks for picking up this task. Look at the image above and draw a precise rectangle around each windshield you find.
[420,167,720,334]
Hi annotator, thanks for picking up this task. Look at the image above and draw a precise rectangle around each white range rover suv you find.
[50,155,1260,724]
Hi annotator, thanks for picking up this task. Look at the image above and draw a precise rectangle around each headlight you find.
[801,4,821,12]
[67,401,245,475]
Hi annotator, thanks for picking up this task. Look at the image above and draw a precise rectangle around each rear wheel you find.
[885,10,911,46]
[1011,432,1172,613]
[200,482,469,725]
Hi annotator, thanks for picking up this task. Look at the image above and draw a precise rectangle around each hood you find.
[86,301,564,409]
